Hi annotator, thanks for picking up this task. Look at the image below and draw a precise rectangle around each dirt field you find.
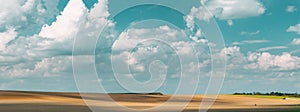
[0,91,299,112]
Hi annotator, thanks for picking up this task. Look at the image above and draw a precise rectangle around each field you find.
[235,94,300,100]
[0,91,299,112]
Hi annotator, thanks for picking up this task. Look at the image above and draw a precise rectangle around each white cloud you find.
[0,0,112,79]
[286,6,297,13]
[171,41,195,56]
[88,0,110,19]
[201,0,266,20]
[185,15,195,30]
[222,46,241,56]
[188,6,214,21]
[0,56,72,78]
[257,46,288,52]
[291,38,300,45]
[227,20,233,26]
[0,0,299,93]
[186,0,265,34]
[110,25,211,82]
[0,0,60,35]
[221,46,247,69]
[219,46,300,71]
[39,0,87,41]
[21,0,36,12]
[0,27,17,51]
[242,40,269,44]
[287,24,300,34]
[246,52,300,71]
[34,56,72,77]
[37,0,114,55]
[113,26,186,51]
[240,30,260,36]
[0,1,25,25]
[232,39,269,45]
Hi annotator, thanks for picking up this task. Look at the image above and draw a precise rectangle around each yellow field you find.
[0,91,299,112]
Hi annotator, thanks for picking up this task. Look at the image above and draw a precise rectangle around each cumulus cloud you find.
[110,24,212,83]
[39,0,87,41]
[39,0,112,42]
[221,46,247,69]
[0,56,72,78]
[0,0,111,79]
[186,0,265,32]
[0,0,60,36]
[0,0,30,25]
[88,0,110,19]
[246,52,300,71]
[0,27,17,51]
[287,24,300,34]
[187,7,214,22]
[38,0,112,53]
[113,26,187,51]
[34,56,72,77]
[1,0,298,93]
[199,0,266,20]
[219,46,300,72]
[222,46,241,56]
[0,0,210,92]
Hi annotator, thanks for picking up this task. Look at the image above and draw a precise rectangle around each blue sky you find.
[0,0,300,94]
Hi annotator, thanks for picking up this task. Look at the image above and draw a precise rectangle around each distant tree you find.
[270,92,275,95]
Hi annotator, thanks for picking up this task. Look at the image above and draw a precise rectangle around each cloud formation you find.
[0,0,60,36]
[291,38,300,45]
[200,0,266,20]
[39,0,87,41]
[240,30,260,36]
[287,24,300,34]
[227,20,233,26]
[246,52,300,71]
[286,6,297,13]
[232,39,269,45]
[223,46,300,71]
[0,0,299,93]
[257,46,288,52]
[0,0,111,80]
[0,27,17,51]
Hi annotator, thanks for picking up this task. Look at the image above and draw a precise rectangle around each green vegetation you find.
[110,92,164,95]
[233,92,300,99]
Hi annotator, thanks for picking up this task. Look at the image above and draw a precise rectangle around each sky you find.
[0,0,300,94]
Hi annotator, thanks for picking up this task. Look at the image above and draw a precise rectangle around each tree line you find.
[233,92,300,97]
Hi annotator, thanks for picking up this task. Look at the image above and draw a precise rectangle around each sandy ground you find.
[0,91,299,112]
